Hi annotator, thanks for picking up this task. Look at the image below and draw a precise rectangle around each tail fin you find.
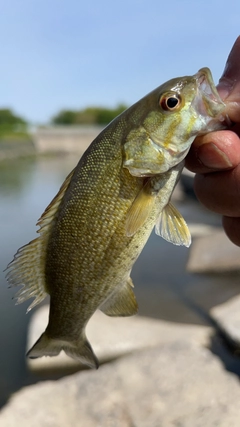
[27,332,99,369]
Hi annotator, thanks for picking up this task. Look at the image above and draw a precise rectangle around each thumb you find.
[217,36,240,123]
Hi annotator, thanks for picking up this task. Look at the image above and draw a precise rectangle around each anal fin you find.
[155,202,191,247]
[100,278,138,317]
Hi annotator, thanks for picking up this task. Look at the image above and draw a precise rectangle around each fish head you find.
[123,68,228,176]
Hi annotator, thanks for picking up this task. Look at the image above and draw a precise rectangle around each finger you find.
[186,37,240,174]
[222,216,240,247]
[217,36,240,123]
[185,130,240,174]
[193,165,240,217]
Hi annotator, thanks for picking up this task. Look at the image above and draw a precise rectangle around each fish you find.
[6,68,226,369]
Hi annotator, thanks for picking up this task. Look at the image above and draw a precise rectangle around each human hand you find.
[185,37,240,246]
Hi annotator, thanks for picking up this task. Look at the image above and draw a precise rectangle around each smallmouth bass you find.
[6,68,226,368]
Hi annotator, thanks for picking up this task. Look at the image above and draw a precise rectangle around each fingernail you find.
[197,143,233,169]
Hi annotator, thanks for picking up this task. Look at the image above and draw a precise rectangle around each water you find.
[0,155,77,407]
[0,155,239,407]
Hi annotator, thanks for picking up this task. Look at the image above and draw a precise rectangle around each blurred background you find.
[0,0,240,409]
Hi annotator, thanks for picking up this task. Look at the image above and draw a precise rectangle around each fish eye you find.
[159,93,182,111]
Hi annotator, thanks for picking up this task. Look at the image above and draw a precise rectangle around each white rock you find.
[1,338,240,426]
[188,223,218,237]
[187,230,240,273]
[211,295,240,345]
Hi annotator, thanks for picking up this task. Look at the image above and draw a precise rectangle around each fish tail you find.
[27,332,99,369]
[27,332,62,358]
[64,336,99,369]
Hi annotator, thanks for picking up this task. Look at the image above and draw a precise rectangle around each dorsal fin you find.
[5,168,76,312]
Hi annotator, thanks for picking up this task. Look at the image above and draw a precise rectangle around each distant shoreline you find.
[0,125,104,161]
[0,139,36,162]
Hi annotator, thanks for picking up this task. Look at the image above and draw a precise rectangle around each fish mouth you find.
[194,67,226,119]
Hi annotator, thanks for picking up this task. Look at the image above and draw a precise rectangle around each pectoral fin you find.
[125,183,155,237]
[100,278,138,317]
[155,202,191,247]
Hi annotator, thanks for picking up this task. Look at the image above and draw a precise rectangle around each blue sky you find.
[0,0,239,124]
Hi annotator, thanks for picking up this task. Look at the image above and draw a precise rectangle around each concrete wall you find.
[0,139,35,160]
[33,125,105,154]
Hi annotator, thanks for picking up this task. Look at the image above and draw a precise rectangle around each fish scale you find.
[6,67,227,368]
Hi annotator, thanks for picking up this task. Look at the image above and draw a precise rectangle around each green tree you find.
[51,110,77,125]
[96,104,127,124]
[51,104,128,126]
[0,109,29,140]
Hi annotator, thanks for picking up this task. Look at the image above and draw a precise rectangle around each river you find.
[0,154,239,408]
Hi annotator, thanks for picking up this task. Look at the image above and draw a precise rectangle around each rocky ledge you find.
[187,229,240,352]
[1,307,240,426]
[187,229,240,273]
[1,228,239,426]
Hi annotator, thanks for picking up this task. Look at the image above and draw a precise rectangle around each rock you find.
[0,363,131,427]
[188,223,218,237]
[210,295,240,346]
[118,344,240,427]
[26,306,210,373]
[1,338,240,426]
[187,230,240,273]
